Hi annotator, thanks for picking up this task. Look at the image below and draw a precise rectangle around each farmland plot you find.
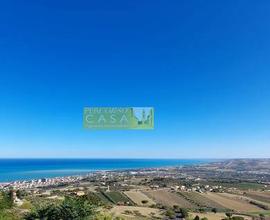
[143,189,196,208]
[245,192,270,204]
[204,192,264,212]
[96,192,113,204]
[220,193,270,210]
[105,191,134,205]
[110,205,162,219]
[124,190,155,206]
[190,212,252,220]
[179,192,226,209]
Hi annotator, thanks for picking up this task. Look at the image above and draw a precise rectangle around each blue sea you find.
[0,159,215,182]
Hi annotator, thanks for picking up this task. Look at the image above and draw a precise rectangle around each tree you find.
[201,218,208,220]
[173,205,179,209]
[212,208,217,214]
[259,214,265,220]
[180,208,189,218]
[165,209,175,219]
[173,205,180,213]
[0,191,13,210]
[194,215,200,220]
[16,190,26,200]
[141,200,148,204]
[225,212,233,219]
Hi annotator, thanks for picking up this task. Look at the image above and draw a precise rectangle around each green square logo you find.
[83,107,154,129]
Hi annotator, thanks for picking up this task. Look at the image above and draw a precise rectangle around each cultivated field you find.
[245,191,270,204]
[203,192,264,212]
[178,192,226,210]
[222,192,270,205]
[110,205,162,219]
[190,212,252,220]
[96,191,134,205]
[124,190,155,206]
[143,189,195,208]
[96,192,113,204]
[105,191,134,205]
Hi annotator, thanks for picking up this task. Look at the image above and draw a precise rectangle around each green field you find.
[96,192,113,204]
[98,191,134,205]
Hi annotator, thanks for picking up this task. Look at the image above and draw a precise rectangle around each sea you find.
[0,159,216,182]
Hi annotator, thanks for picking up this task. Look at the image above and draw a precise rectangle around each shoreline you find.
[1,158,270,187]
[0,158,216,183]
[0,161,220,189]
[0,165,192,186]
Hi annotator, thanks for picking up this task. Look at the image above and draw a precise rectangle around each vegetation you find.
[249,200,269,210]
[231,217,244,220]
[24,196,97,220]
[180,208,189,218]
[178,192,225,211]
[85,192,104,206]
[101,191,133,205]
[95,213,124,220]
[0,190,14,210]
[225,212,233,219]
[212,208,217,213]
[194,215,200,220]
[244,192,270,204]
[141,200,148,204]
[0,190,19,220]
[165,209,175,219]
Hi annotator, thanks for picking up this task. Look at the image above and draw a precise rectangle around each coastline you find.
[0,158,217,183]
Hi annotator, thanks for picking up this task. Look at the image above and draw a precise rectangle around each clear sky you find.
[0,1,270,158]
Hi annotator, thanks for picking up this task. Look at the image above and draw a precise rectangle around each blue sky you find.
[0,1,270,158]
